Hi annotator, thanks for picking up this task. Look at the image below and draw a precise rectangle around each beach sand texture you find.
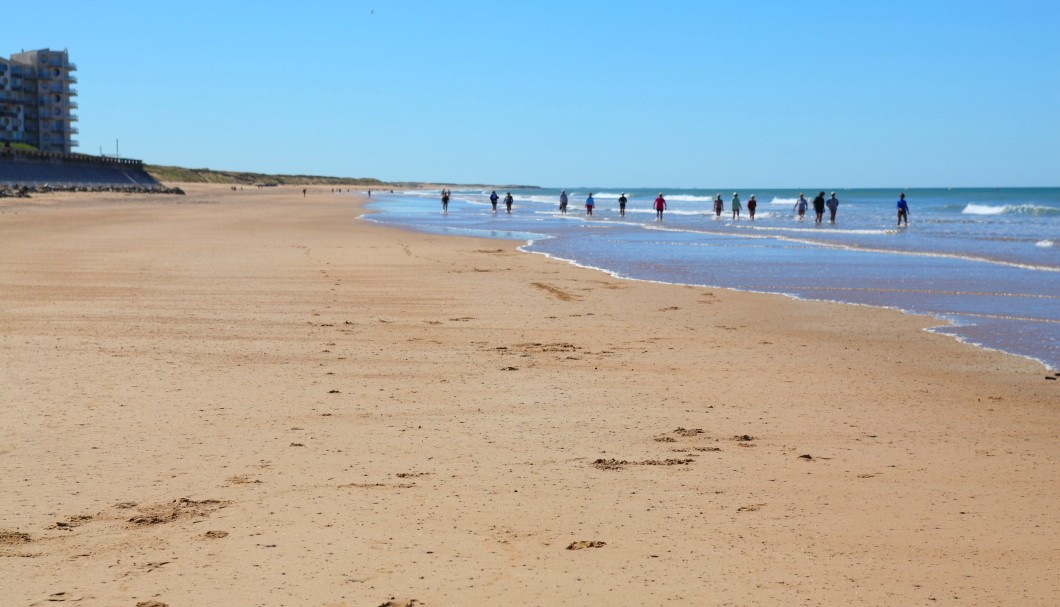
[1,185,1057,606]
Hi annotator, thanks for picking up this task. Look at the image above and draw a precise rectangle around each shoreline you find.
[2,184,1057,606]
[520,246,1058,372]
[365,189,1060,371]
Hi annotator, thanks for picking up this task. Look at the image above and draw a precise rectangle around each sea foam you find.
[962,203,1060,216]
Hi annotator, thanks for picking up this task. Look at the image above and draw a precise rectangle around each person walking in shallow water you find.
[747,194,757,220]
[794,193,808,221]
[897,192,910,226]
[619,193,628,217]
[585,192,595,216]
[441,189,450,213]
[489,190,499,213]
[504,192,514,214]
[826,192,839,223]
[559,190,568,214]
[731,192,742,220]
[713,194,724,218]
[813,191,826,224]
[654,193,667,221]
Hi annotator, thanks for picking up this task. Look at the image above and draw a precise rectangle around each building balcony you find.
[69,101,78,109]
[68,63,77,70]
[70,126,79,134]
[69,87,78,96]
[71,114,79,121]
[68,75,78,84]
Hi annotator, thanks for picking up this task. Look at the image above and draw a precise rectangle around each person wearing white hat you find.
[731,192,742,220]
[826,192,839,223]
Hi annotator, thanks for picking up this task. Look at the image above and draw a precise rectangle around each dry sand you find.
[1,184,1057,606]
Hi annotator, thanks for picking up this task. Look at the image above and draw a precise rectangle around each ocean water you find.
[362,187,1060,370]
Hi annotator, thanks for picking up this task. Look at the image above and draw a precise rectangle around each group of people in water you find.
[446,190,911,226]
[791,192,841,224]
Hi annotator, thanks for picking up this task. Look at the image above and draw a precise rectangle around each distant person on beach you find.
[368,190,372,197]
[490,190,499,212]
[897,193,910,226]
[747,194,757,220]
[813,191,826,224]
[619,193,628,217]
[504,192,514,213]
[302,188,306,198]
[826,192,839,223]
[731,192,742,220]
[714,194,724,218]
[559,190,568,214]
[654,193,666,221]
[794,193,808,221]
[441,189,450,213]
[585,193,595,216]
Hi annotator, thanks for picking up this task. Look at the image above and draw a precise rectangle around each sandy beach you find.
[1,184,1057,606]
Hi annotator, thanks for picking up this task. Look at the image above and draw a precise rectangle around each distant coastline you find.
[144,164,540,190]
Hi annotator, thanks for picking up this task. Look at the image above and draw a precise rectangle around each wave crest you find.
[962,203,1060,216]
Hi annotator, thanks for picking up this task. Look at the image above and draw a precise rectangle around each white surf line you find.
[928,311,1060,324]
[642,224,1060,273]
[762,285,1060,300]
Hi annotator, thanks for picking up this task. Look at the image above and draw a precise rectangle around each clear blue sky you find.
[10,0,1059,187]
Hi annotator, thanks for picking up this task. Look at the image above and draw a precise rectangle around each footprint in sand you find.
[50,515,93,530]
[127,498,228,526]
[0,529,32,547]
[566,540,606,550]
[673,427,704,437]
[225,475,262,485]
[591,458,694,470]
[531,282,579,301]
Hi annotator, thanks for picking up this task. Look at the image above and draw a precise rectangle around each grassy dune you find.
[145,164,391,187]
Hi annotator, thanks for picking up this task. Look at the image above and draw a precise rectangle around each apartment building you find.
[0,48,78,154]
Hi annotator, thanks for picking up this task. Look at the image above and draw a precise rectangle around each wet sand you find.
[1,184,1057,606]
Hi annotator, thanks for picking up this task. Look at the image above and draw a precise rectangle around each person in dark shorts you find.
[618,193,628,217]
[812,191,826,224]
[654,193,666,221]
[747,194,757,220]
[441,189,450,213]
[897,193,910,226]
[794,193,808,221]
[585,192,595,216]
[490,190,499,213]
[826,192,839,223]
[504,192,514,213]
[731,192,742,220]
[559,190,568,214]
[713,194,724,218]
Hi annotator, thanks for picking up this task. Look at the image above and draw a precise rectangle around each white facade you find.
[0,48,78,154]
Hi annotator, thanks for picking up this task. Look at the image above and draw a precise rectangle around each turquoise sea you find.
[363,187,1060,370]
